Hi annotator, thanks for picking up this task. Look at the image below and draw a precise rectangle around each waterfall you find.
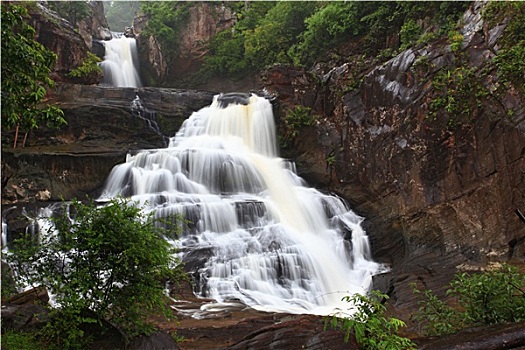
[99,93,385,315]
[100,34,142,88]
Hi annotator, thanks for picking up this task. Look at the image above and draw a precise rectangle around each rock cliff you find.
[262,1,525,317]
[134,2,248,90]
[28,4,90,84]
[2,84,215,206]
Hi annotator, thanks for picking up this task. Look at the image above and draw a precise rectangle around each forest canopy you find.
[197,1,469,79]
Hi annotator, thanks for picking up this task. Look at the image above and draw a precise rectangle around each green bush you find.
[413,264,525,336]
[244,1,317,69]
[399,19,422,51]
[429,65,488,127]
[46,1,91,25]
[327,291,417,350]
[68,52,102,78]
[483,2,525,94]
[1,330,47,350]
[8,197,186,348]
[141,2,190,62]
[281,105,318,146]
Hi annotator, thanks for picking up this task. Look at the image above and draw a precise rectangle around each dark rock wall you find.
[29,4,96,84]
[263,3,525,269]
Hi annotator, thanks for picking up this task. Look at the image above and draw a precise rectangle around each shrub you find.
[399,19,422,51]
[8,197,186,348]
[429,65,488,127]
[281,105,318,146]
[1,330,47,350]
[327,291,417,350]
[68,52,102,79]
[413,263,525,336]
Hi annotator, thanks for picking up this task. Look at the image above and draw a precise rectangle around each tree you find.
[1,3,65,148]
[243,1,317,69]
[413,264,525,336]
[46,1,91,26]
[8,198,185,348]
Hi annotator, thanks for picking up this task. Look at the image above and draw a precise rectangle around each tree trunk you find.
[13,124,19,148]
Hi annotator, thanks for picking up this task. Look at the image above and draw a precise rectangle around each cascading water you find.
[99,93,385,315]
[100,33,142,88]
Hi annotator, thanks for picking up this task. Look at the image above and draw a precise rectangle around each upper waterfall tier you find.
[100,36,142,88]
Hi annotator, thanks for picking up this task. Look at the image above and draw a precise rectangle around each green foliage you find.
[399,19,422,51]
[68,52,102,78]
[281,105,317,146]
[202,30,248,79]
[141,2,190,61]
[104,1,141,32]
[1,330,48,350]
[46,1,91,25]
[413,264,525,336]
[1,3,66,139]
[412,285,464,336]
[429,65,488,127]
[448,30,464,53]
[327,291,417,350]
[450,265,525,325]
[203,2,315,78]
[244,2,317,69]
[483,2,525,94]
[290,2,360,67]
[8,198,185,347]
[196,1,469,80]
[1,262,18,300]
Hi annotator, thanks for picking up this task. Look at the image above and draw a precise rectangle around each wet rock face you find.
[77,1,112,46]
[262,4,525,270]
[1,84,215,205]
[28,4,102,85]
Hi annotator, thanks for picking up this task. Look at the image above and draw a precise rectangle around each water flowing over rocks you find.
[3,2,525,349]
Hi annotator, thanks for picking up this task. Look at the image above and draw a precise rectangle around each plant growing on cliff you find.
[68,52,102,79]
[1,3,66,148]
[281,105,318,147]
[412,263,525,336]
[327,291,417,350]
[429,65,488,127]
[483,1,525,95]
[141,2,190,62]
[46,1,91,26]
[8,198,186,348]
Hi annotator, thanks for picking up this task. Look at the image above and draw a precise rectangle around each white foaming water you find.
[100,34,142,88]
[100,93,385,315]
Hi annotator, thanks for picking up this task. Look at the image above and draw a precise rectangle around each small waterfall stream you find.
[100,33,142,88]
[99,92,385,315]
